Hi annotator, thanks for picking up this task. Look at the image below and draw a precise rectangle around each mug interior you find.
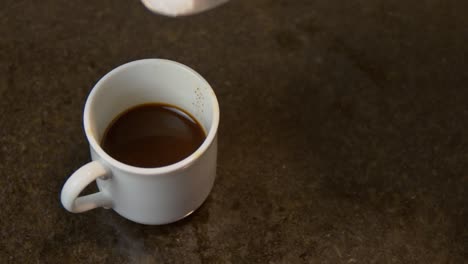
[84,59,219,171]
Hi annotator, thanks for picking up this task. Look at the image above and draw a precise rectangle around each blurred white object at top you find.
[141,0,229,17]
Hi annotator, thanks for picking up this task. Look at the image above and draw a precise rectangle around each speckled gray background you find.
[0,0,467,263]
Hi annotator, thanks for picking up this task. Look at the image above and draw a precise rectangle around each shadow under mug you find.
[61,59,219,225]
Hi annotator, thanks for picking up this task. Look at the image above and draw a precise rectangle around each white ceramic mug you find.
[141,0,229,17]
[60,59,219,225]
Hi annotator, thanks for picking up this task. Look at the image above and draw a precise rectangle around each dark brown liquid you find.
[101,103,206,168]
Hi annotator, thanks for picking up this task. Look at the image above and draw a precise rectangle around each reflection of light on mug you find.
[141,0,229,17]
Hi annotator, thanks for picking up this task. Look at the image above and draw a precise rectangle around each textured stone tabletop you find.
[0,0,467,263]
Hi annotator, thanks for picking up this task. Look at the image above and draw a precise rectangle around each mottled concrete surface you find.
[1,0,467,263]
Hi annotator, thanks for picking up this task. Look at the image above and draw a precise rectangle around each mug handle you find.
[61,161,113,213]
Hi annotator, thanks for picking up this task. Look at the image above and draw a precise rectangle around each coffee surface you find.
[101,103,205,168]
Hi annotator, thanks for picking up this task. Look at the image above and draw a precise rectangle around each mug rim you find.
[83,58,220,175]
